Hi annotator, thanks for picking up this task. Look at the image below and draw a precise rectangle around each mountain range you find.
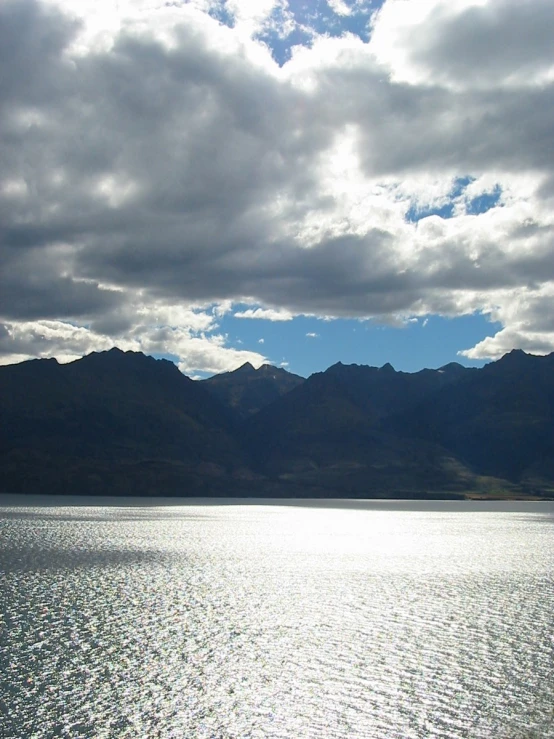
[1,347,553,498]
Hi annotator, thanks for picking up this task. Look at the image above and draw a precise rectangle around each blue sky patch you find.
[213,309,500,377]
[406,177,502,223]
[405,176,474,222]
[467,184,502,215]
[204,0,235,28]
[256,0,381,66]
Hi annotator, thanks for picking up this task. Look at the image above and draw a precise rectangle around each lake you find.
[1,497,553,738]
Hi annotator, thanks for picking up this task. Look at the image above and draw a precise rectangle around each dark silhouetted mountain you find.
[242,360,477,496]
[1,348,554,498]
[0,349,254,496]
[201,362,304,418]
[386,349,554,484]
[321,360,474,420]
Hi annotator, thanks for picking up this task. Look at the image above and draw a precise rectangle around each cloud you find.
[370,0,554,90]
[225,0,282,31]
[306,332,319,338]
[327,0,353,16]
[460,328,554,361]
[458,284,554,359]
[175,336,267,375]
[0,316,268,375]
[234,308,294,321]
[258,338,265,343]
[1,0,554,368]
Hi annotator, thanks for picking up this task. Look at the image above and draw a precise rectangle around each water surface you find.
[1,497,553,738]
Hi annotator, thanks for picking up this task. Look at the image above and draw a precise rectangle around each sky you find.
[1,0,553,378]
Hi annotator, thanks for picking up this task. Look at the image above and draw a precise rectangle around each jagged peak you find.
[83,347,136,360]
[74,349,182,375]
[379,362,395,373]
[231,362,299,377]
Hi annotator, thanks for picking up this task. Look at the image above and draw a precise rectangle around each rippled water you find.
[1,497,553,739]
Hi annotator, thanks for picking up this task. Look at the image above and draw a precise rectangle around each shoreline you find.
[1,493,553,512]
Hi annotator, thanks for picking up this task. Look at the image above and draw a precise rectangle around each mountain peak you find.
[379,362,395,373]
[494,349,530,368]
[72,349,187,379]
[202,360,304,417]
[82,347,138,363]
[234,361,255,373]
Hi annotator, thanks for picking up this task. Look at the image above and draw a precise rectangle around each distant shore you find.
[1,493,553,507]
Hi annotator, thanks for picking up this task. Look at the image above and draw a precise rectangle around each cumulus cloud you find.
[1,0,554,369]
[0,315,268,375]
[370,0,554,90]
[234,308,293,321]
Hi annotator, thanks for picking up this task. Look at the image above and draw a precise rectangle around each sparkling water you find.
[1,498,553,738]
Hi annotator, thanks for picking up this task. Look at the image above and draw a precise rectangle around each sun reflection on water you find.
[1,500,553,738]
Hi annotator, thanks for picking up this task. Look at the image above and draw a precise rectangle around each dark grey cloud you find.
[0,0,79,106]
[1,0,554,365]
[313,71,554,177]
[0,273,121,321]
[406,0,554,88]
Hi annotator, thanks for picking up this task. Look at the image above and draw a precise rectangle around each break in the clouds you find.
[1,0,554,373]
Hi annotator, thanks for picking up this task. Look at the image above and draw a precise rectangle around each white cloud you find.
[213,300,234,318]
[460,329,554,360]
[225,0,281,28]
[234,308,294,321]
[459,284,554,359]
[0,320,128,366]
[175,335,267,375]
[306,332,319,338]
[258,338,265,344]
[328,0,353,16]
[0,315,268,376]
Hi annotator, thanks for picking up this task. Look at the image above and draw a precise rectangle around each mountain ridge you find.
[1,348,554,498]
